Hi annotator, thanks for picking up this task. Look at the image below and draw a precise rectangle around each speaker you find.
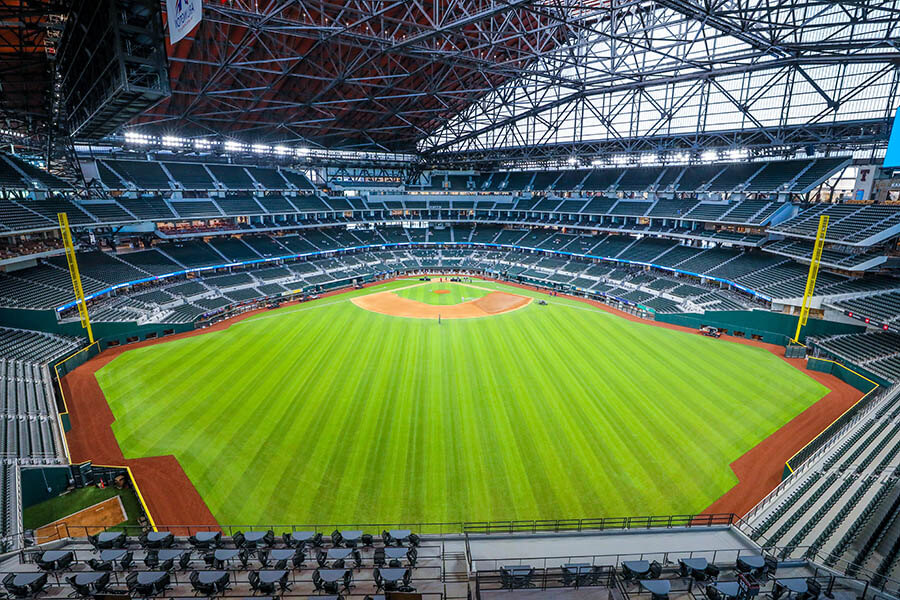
[57,0,170,140]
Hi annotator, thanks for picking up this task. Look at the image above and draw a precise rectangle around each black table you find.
[777,579,808,596]
[158,549,187,561]
[73,573,107,586]
[12,573,45,586]
[243,531,270,545]
[502,566,533,589]
[503,566,533,574]
[100,549,128,562]
[340,530,363,544]
[389,529,411,541]
[713,582,741,598]
[97,532,125,545]
[214,549,240,562]
[738,555,766,571]
[291,531,316,543]
[269,549,298,561]
[681,558,708,571]
[563,563,594,586]
[197,571,228,586]
[327,548,354,561]
[379,568,408,583]
[623,560,651,576]
[41,550,73,562]
[640,580,671,596]
[147,531,173,543]
[136,572,168,585]
[258,570,288,584]
[385,547,410,560]
[318,569,348,583]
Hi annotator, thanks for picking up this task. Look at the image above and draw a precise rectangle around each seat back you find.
[145,551,160,568]
[312,570,324,591]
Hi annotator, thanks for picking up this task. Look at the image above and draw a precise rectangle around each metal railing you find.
[469,547,764,572]
[1,512,740,544]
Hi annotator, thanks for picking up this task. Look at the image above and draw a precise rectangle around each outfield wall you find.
[656,309,864,344]
[781,358,884,479]
[0,307,194,347]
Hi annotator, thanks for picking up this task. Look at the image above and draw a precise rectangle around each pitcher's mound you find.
[353,290,531,319]
[433,289,451,294]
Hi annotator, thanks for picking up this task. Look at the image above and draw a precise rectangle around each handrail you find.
[0,512,738,542]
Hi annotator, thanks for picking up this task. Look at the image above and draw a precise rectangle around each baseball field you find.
[93,278,829,526]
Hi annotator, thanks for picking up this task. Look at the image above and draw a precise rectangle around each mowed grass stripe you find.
[393,281,488,306]
[96,280,829,524]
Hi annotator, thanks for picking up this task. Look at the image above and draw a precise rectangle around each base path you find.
[35,496,125,543]
[352,289,531,319]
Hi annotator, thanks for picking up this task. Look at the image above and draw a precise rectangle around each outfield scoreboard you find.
[885,107,900,169]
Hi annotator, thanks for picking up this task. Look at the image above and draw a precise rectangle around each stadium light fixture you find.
[701,150,718,162]
[193,139,211,151]
[224,140,243,152]
[252,144,270,154]
[124,131,153,145]
[162,135,186,147]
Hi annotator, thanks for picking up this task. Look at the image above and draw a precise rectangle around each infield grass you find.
[393,280,488,305]
[96,279,829,526]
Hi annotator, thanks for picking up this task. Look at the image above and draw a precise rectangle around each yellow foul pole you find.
[57,212,94,344]
[792,214,829,343]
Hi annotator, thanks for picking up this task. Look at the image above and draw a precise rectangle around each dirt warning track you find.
[352,289,531,319]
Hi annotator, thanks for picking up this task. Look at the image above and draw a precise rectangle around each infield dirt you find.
[352,288,531,318]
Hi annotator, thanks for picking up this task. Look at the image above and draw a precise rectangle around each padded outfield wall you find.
[656,310,865,345]
[0,307,194,349]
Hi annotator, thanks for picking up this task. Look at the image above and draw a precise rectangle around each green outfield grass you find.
[393,280,488,305]
[96,279,829,526]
